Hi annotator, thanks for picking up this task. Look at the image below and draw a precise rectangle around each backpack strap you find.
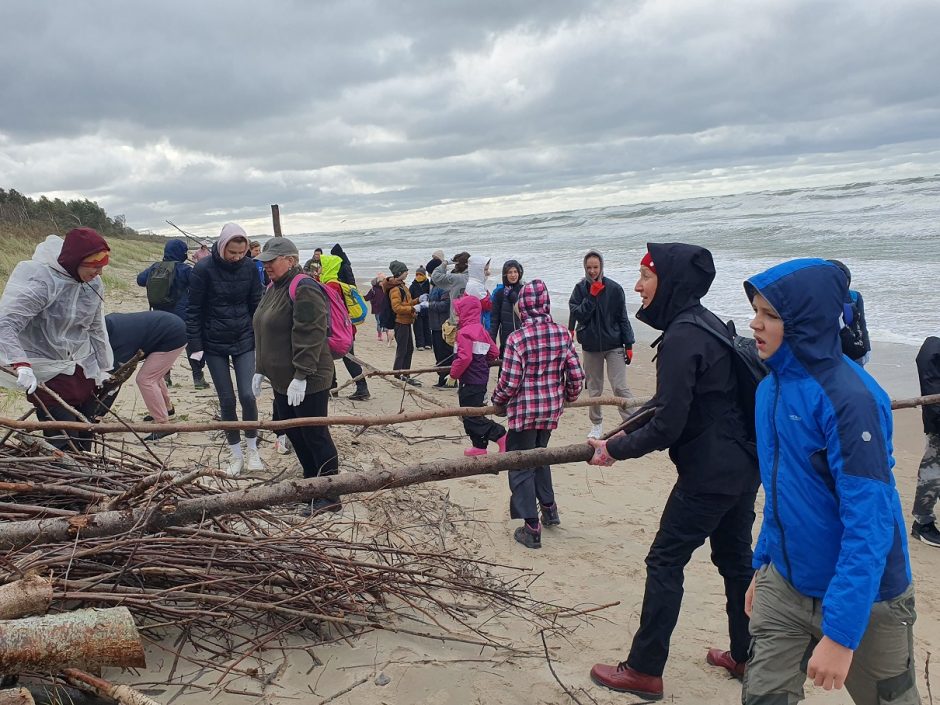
[288,272,314,301]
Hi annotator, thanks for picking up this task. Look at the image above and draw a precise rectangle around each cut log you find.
[0,688,33,705]
[0,576,53,620]
[0,443,596,550]
[63,669,161,705]
[0,607,145,673]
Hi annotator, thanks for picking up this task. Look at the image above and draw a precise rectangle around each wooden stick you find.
[63,668,163,705]
[0,365,90,424]
[345,353,448,408]
[0,395,644,435]
[0,575,53,620]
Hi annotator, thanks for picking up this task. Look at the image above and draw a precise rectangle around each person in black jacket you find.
[409,265,432,349]
[187,223,264,476]
[489,259,524,357]
[137,238,207,389]
[912,334,940,546]
[829,259,872,366]
[568,250,636,439]
[585,243,759,700]
[426,258,455,387]
[330,243,356,286]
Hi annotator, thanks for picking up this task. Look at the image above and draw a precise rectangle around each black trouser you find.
[36,398,100,452]
[273,388,339,480]
[393,323,414,373]
[507,429,554,522]
[340,343,367,391]
[458,383,505,448]
[186,344,206,380]
[414,312,431,348]
[431,329,454,385]
[626,486,756,677]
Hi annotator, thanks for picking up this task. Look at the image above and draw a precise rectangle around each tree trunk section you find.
[0,688,34,705]
[0,576,53,620]
[0,607,145,673]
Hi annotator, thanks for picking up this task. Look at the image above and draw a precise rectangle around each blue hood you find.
[163,238,188,263]
[745,258,846,375]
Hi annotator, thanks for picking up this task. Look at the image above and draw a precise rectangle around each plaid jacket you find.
[491,279,584,430]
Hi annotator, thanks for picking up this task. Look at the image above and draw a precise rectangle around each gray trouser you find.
[743,563,919,705]
[912,432,940,524]
[582,349,633,425]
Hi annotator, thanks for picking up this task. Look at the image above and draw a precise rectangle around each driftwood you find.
[0,395,644,436]
[344,353,449,408]
[0,607,145,673]
[0,443,596,551]
[0,576,52,620]
[0,689,33,705]
[62,669,161,705]
[334,358,499,393]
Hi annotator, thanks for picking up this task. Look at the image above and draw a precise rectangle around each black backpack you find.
[676,313,768,441]
[146,261,177,308]
[378,285,403,330]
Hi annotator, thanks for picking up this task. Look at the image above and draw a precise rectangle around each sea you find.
[287,174,940,396]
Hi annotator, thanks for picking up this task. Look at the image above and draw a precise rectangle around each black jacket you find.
[568,251,635,352]
[917,336,940,435]
[607,242,759,496]
[106,311,187,367]
[489,259,524,348]
[330,244,356,286]
[186,244,263,356]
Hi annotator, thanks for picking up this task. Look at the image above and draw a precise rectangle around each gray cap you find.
[255,238,299,262]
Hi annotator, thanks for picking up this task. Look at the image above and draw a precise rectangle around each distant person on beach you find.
[912,333,940,547]
[137,238,208,389]
[104,311,186,441]
[491,280,584,549]
[365,272,392,344]
[740,259,918,705]
[304,248,323,278]
[329,244,356,286]
[451,295,506,456]
[829,259,872,366]
[410,265,432,350]
[464,255,493,329]
[568,250,635,439]
[192,244,210,263]
[319,254,370,401]
[426,258,455,387]
[430,251,471,322]
[383,261,424,385]
[0,229,114,451]
[489,259,524,357]
[248,240,267,286]
[252,238,341,515]
[586,244,758,700]
[187,223,263,476]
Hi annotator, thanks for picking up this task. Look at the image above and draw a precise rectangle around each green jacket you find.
[253,266,333,395]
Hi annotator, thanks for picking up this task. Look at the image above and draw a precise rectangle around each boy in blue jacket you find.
[743,259,918,704]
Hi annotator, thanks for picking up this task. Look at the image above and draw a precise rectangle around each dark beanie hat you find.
[389,260,408,278]
[425,258,443,275]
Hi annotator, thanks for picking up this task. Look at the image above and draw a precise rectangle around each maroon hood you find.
[57,227,110,281]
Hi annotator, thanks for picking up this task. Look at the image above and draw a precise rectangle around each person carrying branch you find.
[491,279,584,550]
[0,228,114,451]
[586,244,759,700]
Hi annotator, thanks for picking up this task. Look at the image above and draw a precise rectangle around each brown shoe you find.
[706,648,746,680]
[589,662,663,699]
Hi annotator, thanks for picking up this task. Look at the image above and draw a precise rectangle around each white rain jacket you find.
[0,235,113,386]
[464,255,491,301]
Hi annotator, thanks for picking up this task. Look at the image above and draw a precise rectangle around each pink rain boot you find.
[496,435,507,453]
[464,447,488,457]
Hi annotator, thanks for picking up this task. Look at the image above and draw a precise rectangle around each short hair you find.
[249,241,260,248]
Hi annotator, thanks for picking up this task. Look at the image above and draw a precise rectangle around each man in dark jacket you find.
[137,238,207,389]
[585,243,759,700]
[912,334,940,546]
[490,259,524,357]
[568,250,635,439]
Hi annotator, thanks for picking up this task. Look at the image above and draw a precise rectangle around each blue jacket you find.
[746,259,911,650]
[137,239,192,320]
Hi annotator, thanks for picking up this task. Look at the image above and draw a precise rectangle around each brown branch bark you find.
[0,689,34,705]
[0,575,53,620]
[62,668,163,705]
[0,607,145,672]
[344,353,448,408]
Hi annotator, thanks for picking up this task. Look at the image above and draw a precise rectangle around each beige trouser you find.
[743,563,919,705]
[581,349,633,425]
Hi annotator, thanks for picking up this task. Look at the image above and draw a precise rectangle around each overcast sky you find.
[1,0,939,236]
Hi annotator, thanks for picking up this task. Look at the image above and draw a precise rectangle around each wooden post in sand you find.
[271,204,282,237]
[0,607,145,673]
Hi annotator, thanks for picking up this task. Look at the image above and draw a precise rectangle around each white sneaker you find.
[587,424,603,440]
[274,435,292,455]
[226,455,245,478]
[246,448,263,471]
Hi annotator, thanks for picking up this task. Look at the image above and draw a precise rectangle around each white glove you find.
[16,367,38,394]
[419,293,429,303]
[251,373,265,398]
[190,350,204,362]
[99,371,112,383]
[413,304,422,312]
[287,378,307,406]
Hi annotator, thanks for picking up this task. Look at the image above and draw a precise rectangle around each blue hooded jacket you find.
[746,259,911,650]
[137,239,192,320]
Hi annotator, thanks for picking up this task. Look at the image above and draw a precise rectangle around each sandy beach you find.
[57,278,935,705]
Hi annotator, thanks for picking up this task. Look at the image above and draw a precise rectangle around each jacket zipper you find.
[770,374,793,581]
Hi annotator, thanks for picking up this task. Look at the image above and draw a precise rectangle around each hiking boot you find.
[587,424,603,439]
[706,648,746,680]
[589,663,662,699]
[513,524,541,549]
[432,379,449,388]
[464,446,488,457]
[274,435,292,455]
[144,407,175,422]
[541,503,561,527]
[911,521,940,547]
[193,373,209,389]
[348,385,371,401]
[308,496,343,515]
[143,430,176,442]
[403,377,423,387]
